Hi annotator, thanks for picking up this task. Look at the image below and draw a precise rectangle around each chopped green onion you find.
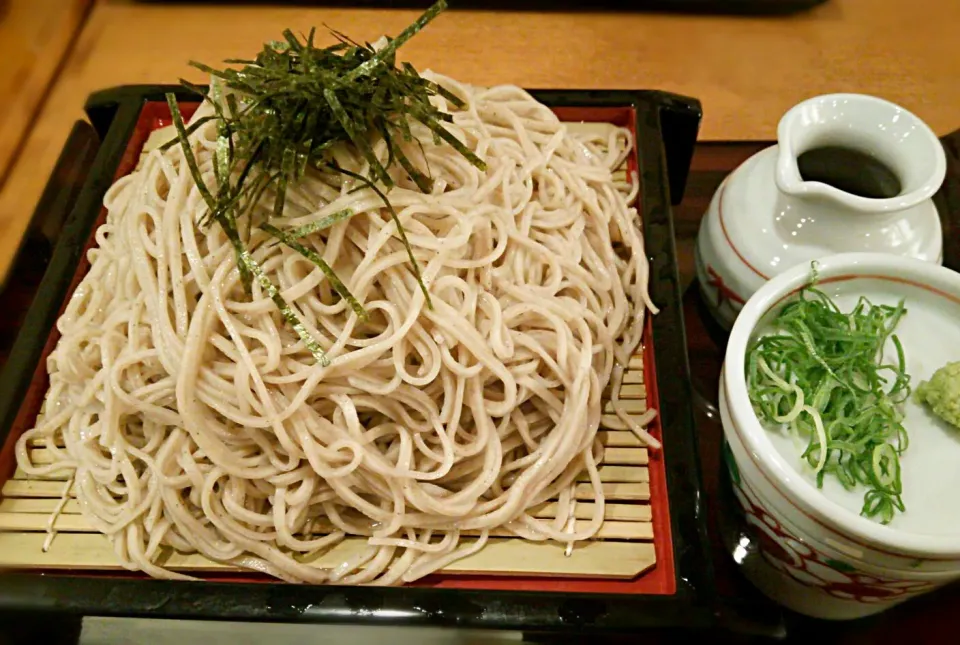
[746,278,911,524]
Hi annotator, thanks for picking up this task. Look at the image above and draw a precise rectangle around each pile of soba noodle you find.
[16,72,657,584]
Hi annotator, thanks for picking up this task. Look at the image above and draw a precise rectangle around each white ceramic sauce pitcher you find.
[696,94,946,329]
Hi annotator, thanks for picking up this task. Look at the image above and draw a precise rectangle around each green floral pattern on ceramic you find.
[722,439,741,486]
[826,558,856,573]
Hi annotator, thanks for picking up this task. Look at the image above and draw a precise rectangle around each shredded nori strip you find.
[166,0,481,363]
[261,222,368,321]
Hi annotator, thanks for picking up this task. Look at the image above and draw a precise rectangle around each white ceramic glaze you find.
[720,253,960,620]
[696,94,946,329]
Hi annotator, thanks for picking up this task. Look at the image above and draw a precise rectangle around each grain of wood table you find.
[0,0,959,281]
[0,0,90,188]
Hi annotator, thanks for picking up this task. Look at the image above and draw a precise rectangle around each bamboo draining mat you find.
[0,119,657,580]
[0,354,653,579]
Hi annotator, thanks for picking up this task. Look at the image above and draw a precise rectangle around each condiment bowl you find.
[720,252,960,620]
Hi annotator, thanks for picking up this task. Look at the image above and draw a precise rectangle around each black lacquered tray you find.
[0,86,716,632]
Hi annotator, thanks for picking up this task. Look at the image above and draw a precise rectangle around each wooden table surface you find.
[2,0,960,281]
[0,0,90,188]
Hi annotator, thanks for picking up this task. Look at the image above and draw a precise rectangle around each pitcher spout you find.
[774,94,946,214]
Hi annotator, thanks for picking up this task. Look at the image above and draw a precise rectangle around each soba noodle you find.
[16,73,657,584]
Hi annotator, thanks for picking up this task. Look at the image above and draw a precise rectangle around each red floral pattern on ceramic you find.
[694,242,746,319]
[705,264,746,307]
[730,467,935,604]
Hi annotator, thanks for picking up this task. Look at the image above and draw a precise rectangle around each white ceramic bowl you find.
[720,252,960,620]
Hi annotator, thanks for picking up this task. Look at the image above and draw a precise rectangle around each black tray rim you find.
[0,85,715,632]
